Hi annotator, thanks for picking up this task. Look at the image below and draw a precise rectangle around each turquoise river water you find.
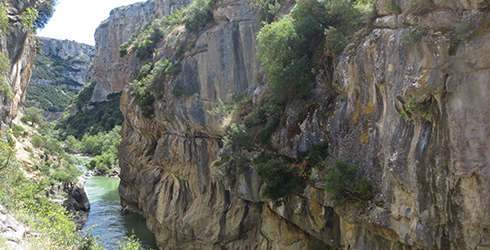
[83,176,158,249]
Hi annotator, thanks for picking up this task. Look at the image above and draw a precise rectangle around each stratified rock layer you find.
[112,0,490,249]
[0,0,37,129]
[90,0,192,102]
[33,37,95,89]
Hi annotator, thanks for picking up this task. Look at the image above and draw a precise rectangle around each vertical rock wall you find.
[35,37,95,88]
[117,0,264,248]
[90,0,192,102]
[109,0,490,248]
[0,0,37,129]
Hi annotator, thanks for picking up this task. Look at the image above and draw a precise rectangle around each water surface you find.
[84,176,158,249]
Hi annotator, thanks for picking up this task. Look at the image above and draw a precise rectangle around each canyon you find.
[2,0,490,248]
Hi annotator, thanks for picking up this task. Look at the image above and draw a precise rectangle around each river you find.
[83,176,158,249]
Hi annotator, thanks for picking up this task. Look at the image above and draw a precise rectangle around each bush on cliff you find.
[254,156,303,205]
[324,160,373,204]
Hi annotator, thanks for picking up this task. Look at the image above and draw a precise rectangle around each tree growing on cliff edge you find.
[34,0,57,30]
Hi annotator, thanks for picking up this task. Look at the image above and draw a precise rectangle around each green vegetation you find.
[324,160,372,205]
[119,0,216,61]
[54,92,124,140]
[400,97,433,118]
[31,54,87,86]
[26,54,87,113]
[34,0,57,30]
[401,26,425,45]
[24,85,77,112]
[130,59,181,118]
[82,126,121,175]
[72,82,96,109]
[251,0,282,23]
[182,0,216,31]
[21,107,47,129]
[253,155,303,205]
[0,3,10,32]
[0,53,13,101]
[21,7,39,31]
[0,129,142,249]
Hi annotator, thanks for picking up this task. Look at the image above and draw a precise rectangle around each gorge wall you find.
[0,0,37,129]
[31,37,94,90]
[90,0,192,102]
[25,37,95,122]
[88,0,490,249]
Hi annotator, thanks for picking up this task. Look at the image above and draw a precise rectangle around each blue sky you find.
[37,0,145,45]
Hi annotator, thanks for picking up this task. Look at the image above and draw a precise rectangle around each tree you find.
[34,0,57,30]
[21,107,47,128]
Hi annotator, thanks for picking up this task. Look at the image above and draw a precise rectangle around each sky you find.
[37,0,146,46]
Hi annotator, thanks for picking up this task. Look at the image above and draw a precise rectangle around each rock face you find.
[90,0,192,102]
[31,37,95,90]
[0,0,38,129]
[0,204,26,250]
[49,177,91,230]
[110,0,490,249]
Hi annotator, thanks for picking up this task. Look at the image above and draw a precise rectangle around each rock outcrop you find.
[106,0,490,249]
[31,37,94,90]
[0,0,38,129]
[90,0,192,102]
[0,204,26,250]
[49,177,91,230]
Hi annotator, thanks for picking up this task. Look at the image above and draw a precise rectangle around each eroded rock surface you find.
[0,0,38,129]
[110,0,490,249]
[90,0,193,102]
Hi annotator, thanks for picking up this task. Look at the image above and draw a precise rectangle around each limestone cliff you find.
[90,0,192,102]
[0,0,37,129]
[31,37,94,90]
[112,0,490,249]
[25,37,94,121]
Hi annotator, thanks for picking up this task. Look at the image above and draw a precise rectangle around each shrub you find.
[324,160,373,204]
[21,107,47,129]
[308,142,329,164]
[34,0,57,30]
[183,0,216,31]
[401,26,424,45]
[119,42,130,57]
[11,125,26,138]
[254,156,303,205]
[257,16,313,104]
[31,134,44,148]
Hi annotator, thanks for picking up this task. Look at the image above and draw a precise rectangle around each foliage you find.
[31,54,87,85]
[401,26,424,45]
[73,82,96,109]
[400,97,433,118]
[130,59,180,117]
[324,160,372,204]
[55,93,124,140]
[0,3,9,32]
[24,85,77,112]
[21,107,47,129]
[254,156,303,205]
[307,142,329,164]
[223,123,253,150]
[11,125,26,138]
[251,0,282,23]
[81,126,121,174]
[257,16,313,104]
[21,7,39,31]
[0,52,13,101]
[182,0,216,31]
[34,0,57,30]
[31,134,44,148]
